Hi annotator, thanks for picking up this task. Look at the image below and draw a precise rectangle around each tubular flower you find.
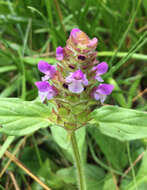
[56,46,64,61]
[66,69,88,93]
[92,62,108,82]
[38,61,56,81]
[91,84,114,103]
[35,81,57,102]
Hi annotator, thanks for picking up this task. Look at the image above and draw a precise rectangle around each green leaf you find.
[20,147,64,189]
[23,57,56,65]
[107,78,127,108]
[103,174,116,190]
[31,159,64,190]
[51,126,86,162]
[90,105,147,141]
[0,136,15,158]
[57,166,76,185]
[20,147,49,174]
[0,65,17,73]
[88,127,127,171]
[57,164,105,190]
[0,98,53,136]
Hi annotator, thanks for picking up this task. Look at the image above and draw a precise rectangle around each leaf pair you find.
[0,98,147,142]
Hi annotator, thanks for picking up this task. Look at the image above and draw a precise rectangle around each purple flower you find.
[35,81,57,102]
[92,84,114,103]
[38,61,56,81]
[92,62,108,82]
[56,46,64,61]
[66,69,88,93]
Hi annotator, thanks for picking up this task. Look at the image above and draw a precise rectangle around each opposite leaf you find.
[0,98,53,136]
[90,105,147,141]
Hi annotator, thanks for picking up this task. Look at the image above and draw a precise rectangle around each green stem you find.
[98,51,147,61]
[45,0,57,50]
[70,131,86,190]
[127,142,138,190]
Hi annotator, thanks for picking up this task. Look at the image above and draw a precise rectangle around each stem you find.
[98,51,147,61]
[70,131,86,190]
[127,142,138,190]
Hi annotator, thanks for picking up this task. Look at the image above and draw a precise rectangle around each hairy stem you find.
[70,131,87,190]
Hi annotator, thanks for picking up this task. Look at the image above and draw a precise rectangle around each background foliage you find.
[0,0,147,189]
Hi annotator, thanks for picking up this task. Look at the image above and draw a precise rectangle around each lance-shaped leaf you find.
[90,105,147,141]
[0,98,53,136]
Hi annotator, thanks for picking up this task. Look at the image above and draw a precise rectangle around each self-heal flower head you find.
[66,69,88,94]
[56,46,64,61]
[35,81,57,102]
[38,61,56,81]
[92,84,114,103]
[92,62,108,82]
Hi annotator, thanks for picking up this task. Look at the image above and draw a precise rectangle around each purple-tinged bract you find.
[38,61,56,81]
[70,28,81,39]
[35,81,57,102]
[92,84,114,103]
[88,37,98,48]
[66,69,88,93]
[56,46,64,61]
[67,28,98,52]
[92,62,108,82]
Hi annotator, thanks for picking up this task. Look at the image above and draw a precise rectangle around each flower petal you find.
[56,46,64,61]
[70,28,81,38]
[41,75,50,81]
[68,80,84,93]
[99,94,107,103]
[94,75,104,82]
[82,74,88,86]
[38,61,56,79]
[39,91,48,102]
[97,62,108,74]
[35,81,50,92]
[35,82,57,102]
[73,69,84,80]
[97,84,114,95]
[93,92,100,100]
[65,73,74,83]
[93,62,108,75]
[38,61,51,74]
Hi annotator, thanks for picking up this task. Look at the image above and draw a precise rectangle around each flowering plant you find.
[0,28,147,190]
[35,28,114,131]
[34,29,114,190]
